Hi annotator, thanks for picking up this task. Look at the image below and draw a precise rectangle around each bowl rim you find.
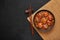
[32,10,55,32]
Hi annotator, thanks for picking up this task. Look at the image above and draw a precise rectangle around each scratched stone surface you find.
[1,0,49,40]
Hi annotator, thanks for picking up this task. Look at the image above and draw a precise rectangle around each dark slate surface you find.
[1,0,50,40]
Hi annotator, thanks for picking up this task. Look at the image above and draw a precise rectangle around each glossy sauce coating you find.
[34,11,55,30]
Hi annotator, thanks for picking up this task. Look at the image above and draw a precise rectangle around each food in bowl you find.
[33,10,55,31]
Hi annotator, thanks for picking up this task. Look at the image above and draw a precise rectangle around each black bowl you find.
[33,10,55,32]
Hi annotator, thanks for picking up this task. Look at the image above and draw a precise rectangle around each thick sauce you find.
[34,10,55,30]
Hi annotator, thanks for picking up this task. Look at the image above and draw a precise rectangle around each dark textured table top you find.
[1,0,49,40]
